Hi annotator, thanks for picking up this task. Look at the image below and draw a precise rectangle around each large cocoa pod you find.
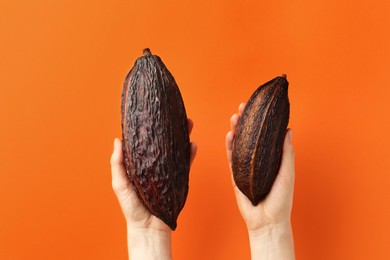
[232,75,289,206]
[121,48,190,230]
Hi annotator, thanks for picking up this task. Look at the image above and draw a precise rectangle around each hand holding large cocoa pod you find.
[120,49,195,230]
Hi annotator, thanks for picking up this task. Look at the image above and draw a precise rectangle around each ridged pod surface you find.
[232,75,290,206]
[121,49,190,230]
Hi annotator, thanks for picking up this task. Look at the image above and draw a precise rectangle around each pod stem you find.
[143,48,152,56]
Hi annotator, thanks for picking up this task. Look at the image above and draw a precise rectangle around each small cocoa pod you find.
[232,75,290,206]
[121,48,190,230]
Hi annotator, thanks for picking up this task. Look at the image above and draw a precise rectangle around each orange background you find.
[1,0,390,259]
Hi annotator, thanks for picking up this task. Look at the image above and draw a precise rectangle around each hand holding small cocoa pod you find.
[232,75,290,205]
[226,103,295,231]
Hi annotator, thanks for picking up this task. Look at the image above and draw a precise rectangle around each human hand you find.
[226,103,295,259]
[110,119,197,260]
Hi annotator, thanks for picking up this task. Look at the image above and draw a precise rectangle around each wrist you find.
[127,226,172,260]
[248,222,295,260]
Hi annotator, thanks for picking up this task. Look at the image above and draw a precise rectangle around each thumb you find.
[279,129,295,185]
[266,129,295,203]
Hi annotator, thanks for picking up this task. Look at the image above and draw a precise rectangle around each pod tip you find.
[281,74,287,79]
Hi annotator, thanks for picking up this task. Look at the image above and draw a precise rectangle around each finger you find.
[190,141,197,166]
[110,138,130,193]
[188,118,194,135]
[230,114,240,134]
[226,131,234,164]
[238,102,246,116]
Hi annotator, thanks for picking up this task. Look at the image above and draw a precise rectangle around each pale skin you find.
[110,103,295,259]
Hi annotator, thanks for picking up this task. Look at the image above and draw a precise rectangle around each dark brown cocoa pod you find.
[121,48,190,230]
[232,75,290,206]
